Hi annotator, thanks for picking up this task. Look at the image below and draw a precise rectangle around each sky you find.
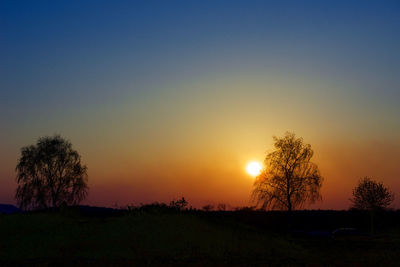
[1,0,399,209]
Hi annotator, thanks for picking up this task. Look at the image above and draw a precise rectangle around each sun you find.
[246,161,262,177]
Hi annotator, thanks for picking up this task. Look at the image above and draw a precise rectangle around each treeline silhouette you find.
[125,200,400,234]
[12,133,398,237]
[23,198,400,238]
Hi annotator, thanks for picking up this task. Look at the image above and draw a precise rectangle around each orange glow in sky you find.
[1,1,400,210]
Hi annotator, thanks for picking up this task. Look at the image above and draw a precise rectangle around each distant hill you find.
[0,204,20,214]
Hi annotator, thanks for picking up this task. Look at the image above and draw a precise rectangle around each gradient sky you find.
[1,0,399,209]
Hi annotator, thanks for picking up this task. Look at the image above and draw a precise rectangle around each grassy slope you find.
[0,211,399,266]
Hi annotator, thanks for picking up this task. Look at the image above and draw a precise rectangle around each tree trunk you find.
[370,209,375,236]
[287,199,292,234]
[286,176,292,233]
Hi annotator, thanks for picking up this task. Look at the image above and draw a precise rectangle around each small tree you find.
[169,197,188,211]
[252,132,323,212]
[350,177,394,210]
[15,135,88,210]
[350,177,394,235]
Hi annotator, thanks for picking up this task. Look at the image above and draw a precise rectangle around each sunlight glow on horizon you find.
[246,161,262,177]
[0,1,399,209]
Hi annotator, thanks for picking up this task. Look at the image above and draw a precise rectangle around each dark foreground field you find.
[1,207,400,266]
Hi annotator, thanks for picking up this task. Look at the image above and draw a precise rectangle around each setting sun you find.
[246,161,262,177]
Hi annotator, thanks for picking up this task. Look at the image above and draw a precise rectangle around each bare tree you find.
[350,177,394,211]
[350,177,394,235]
[252,132,323,212]
[169,197,188,211]
[15,135,88,210]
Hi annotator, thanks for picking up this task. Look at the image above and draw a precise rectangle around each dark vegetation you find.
[351,177,395,210]
[6,134,398,265]
[350,177,395,235]
[252,132,323,213]
[16,135,88,210]
[1,205,400,266]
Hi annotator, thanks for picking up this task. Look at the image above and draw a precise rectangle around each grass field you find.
[1,208,400,266]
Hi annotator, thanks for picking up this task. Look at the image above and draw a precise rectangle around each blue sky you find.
[1,1,399,208]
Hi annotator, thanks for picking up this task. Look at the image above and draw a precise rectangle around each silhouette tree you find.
[350,177,394,235]
[350,177,394,210]
[169,197,188,211]
[202,204,214,212]
[15,135,88,210]
[252,132,323,212]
